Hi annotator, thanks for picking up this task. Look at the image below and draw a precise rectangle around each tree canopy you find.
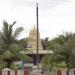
[0,20,24,68]
[42,32,75,70]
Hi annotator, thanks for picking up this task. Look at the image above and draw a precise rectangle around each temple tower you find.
[28,26,43,50]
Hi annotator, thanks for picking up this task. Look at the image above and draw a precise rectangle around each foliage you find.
[55,63,67,68]
[52,32,75,69]
[18,38,28,50]
[20,54,32,62]
[11,64,21,70]
[0,61,6,69]
[42,54,55,72]
[41,37,49,50]
[0,20,24,68]
[42,32,75,70]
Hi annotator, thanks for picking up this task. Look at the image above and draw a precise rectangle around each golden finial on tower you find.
[31,25,36,32]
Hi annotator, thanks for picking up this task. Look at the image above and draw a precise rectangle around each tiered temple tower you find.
[28,26,43,50]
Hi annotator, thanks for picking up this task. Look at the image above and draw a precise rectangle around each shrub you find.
[11,64,21,70]
[0,62,6,69]
[55,63,67,68]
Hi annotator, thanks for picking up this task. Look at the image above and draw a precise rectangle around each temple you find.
[28,25,43,50]
[20,26,53,65]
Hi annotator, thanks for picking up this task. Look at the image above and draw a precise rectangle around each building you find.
[28,25,43,50]
[20,26,53,65]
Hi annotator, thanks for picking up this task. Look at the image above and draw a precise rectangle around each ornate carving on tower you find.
[28,25,43,50]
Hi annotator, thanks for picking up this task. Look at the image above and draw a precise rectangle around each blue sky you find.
[0,0,75,39]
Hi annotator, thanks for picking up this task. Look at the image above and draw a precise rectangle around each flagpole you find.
[36,3,39,66]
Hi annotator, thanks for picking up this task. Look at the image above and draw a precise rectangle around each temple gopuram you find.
[28,26,43,50]
[20,26,53,65]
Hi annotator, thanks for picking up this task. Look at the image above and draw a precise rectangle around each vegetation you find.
[18,38,28,50]
[42,54,55,72]
[0,20,75,71]
[41,37,49,50]
[0,61,6,69]
[42,32,75,71]
[55,62,67,68]
[0,20,24,68]
[11,64,21,70]
[53,32,75,69]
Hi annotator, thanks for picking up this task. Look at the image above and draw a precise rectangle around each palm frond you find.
[7,25,14,43]
[3,20,9,39]
[0,32,8,45]
[2,50,15,59]
[20,54,32,62]
[12,21,16,26]
[13,27,23,39]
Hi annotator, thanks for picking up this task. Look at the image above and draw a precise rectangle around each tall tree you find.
[52,32,75,69]
[42,32,75,70]
[0,20,23,68]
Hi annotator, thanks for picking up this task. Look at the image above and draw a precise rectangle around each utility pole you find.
[36,3,39,66]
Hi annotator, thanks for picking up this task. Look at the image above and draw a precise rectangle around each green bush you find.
[55,63,67,68]
[0,62,6,69]
[11,64,21,70]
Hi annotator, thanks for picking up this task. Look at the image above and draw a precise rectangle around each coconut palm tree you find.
[42,32,75,70]
[52,32,75,69]
[0,20,24,68]
[48,32,75,49]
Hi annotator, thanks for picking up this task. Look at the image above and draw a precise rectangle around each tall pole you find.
[36,3,39,65]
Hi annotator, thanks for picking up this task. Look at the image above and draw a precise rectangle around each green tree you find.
[41,37,49,50]
[0,20,23,68]
[48,32,75,49]
[42,54,55,72]
[18,38,28,50]
[52,32,75,69]
[44,32,75,70]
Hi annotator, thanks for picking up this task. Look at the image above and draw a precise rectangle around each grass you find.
[46,70,56,75]
[55,62,67,69]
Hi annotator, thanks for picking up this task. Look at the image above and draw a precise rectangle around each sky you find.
[0,0,75,39]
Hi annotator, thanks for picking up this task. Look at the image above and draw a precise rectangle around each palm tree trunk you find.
[6,60,11,68]
[49,65,54,72]
[66,62,69,75]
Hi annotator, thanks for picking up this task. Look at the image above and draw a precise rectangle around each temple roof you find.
[30,25,37,32]
[28,25,43,50]
[20,50,53,54]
